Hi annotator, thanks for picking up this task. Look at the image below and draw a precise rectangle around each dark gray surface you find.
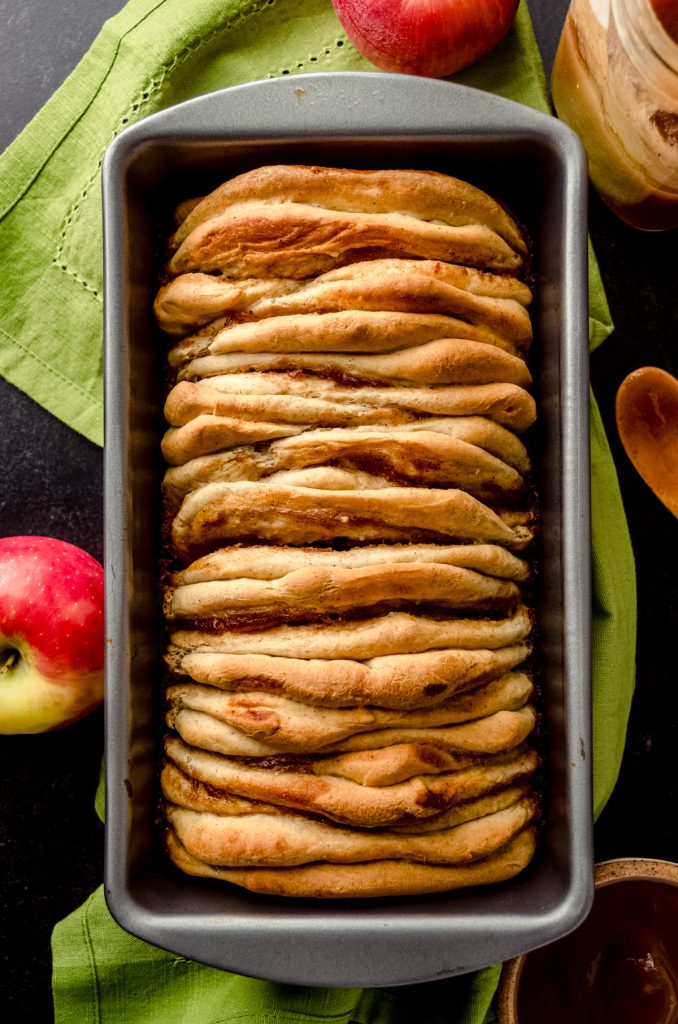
[0,0,677,1018]
[0,0,126,153]
[0,4,121,1019]
[103,73,592,985]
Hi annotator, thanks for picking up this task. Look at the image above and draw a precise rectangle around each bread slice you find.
[161,380,536,465]
[165,673,534,749]
[168,310,524,368]
[163,735,539,828]
[156,165,539,897]
[162,428,530,507]
[170,165,528,258]
[167,646,532,710]
[165,795,537,867]
[164,826,538,897]
[155,258,532,341]
[171,543,530,585]
[169,481,531,559]
[165,560,520,626]
[177,336,531,388]
[166,699,536,759]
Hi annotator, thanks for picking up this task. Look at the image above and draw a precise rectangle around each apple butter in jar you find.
[552,0,678,230]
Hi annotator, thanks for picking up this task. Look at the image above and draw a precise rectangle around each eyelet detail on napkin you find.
[53,0,291,302]
[276,38,349,77]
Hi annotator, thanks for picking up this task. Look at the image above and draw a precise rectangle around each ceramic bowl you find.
[498,858,678,1023]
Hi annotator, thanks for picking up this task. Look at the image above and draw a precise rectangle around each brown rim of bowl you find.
[496,857,678,1024]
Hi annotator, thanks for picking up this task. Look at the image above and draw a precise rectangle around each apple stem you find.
[0,648,19,674]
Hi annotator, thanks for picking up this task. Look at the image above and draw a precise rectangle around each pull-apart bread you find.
[155,165,540,898]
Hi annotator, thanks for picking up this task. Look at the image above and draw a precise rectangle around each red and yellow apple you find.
[0,536,104,734]
[332,0,520,78]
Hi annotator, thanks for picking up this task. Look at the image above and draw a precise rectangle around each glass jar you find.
[551,0,678,230]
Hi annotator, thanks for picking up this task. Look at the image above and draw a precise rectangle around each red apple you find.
[332,0,520,78]
[0,536,104,734]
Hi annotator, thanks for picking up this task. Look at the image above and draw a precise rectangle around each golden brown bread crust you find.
[390,783,532,833]
[164,673,534,750]
[161,429,527,510]
[153,274,293,335]
[349,259,531,304]
[165,826,538,897]
[160,762,278,815]
[169,481,531,560]
[168,310,522,368]
[166,795,538,867]
[165,560,521,624]
[168,647,532,710]
[164,734,539,827]
[167,705,537,763]
[155,165,539,897]
[170,544,530,585]
[169,202,524,278]
[165,377,534,429]
[162,424,531,508]
[314,707,538,757]
[160,380,537,466]
[164,373,536,428]
[160,760,531,831]
[155,259,533,342]
[170,165,528,257]
[176,337,532,389]
[169,604,532,660]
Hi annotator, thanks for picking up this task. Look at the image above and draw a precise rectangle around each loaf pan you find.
[102,72,592,988]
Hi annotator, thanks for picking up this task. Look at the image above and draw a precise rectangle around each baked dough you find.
[160,759,530,831]
[165,559,521,625]
[169,603,532,659]
[164,734,539,827]
[165,673,533,748]
[167,704,537,760]
[169,202,523,278]
[164,826,538,897]
[162,423,531,507]
[177,337,532,388]
[155,165,539,897]
[167,647,532,710]
[162,429,526,509]
[170,165,528,257]
[161,380,536,465]
[168,310,524,368]
[170,481,530,559]
[165,795,537,867]
[170,543,530,585]
[155,258,532,342]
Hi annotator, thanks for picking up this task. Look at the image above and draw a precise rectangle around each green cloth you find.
[0,0,635,1019]
[53,888,503,1024]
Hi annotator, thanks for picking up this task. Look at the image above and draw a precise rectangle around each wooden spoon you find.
[616,366,678,518]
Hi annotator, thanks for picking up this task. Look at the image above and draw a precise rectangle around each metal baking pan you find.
[102,72,592,988]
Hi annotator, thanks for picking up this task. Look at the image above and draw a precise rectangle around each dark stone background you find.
[0,1,676,1018]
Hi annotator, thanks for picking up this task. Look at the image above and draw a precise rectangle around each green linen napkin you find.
[0,0,635,1020]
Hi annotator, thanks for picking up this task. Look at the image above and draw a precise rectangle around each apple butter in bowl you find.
[498,858,678,1024]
